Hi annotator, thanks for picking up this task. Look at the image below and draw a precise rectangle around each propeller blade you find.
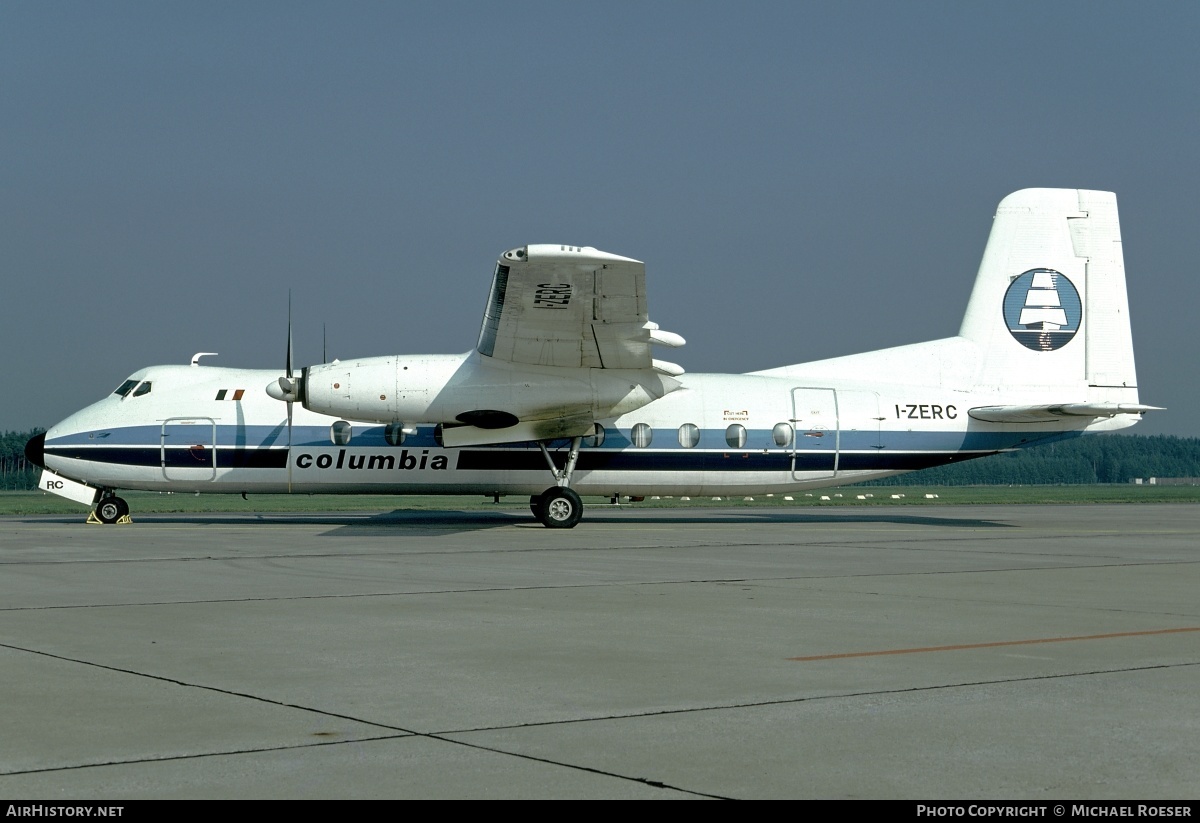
[286,398,293,494]
[286,292,294,380]
[286,292,294,492]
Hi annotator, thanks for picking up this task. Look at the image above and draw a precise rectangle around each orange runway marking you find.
[789,627,1200,661]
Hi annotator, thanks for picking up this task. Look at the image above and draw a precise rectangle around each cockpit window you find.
[132,381,152,397]
[113,379,139,397]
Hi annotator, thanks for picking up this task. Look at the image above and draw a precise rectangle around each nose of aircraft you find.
[25,432,46,469]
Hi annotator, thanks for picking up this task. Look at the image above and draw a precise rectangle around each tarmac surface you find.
[1,502,1197,799]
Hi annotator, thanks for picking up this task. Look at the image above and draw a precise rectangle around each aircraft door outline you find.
[161,417,218,481]
[790,388,839,481]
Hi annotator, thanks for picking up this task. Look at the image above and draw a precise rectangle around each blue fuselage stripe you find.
[44,445,995,473]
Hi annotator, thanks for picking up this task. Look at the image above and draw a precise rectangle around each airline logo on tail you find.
[1003,269,1082,351]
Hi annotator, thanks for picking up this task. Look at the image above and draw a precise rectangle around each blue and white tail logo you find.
[1002,269,1082,351]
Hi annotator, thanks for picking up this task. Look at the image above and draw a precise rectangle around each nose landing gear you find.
[92,495,130,525]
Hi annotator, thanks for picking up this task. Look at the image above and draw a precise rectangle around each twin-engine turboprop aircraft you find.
[28,189,1158,527]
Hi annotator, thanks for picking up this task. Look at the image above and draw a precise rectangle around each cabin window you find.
[113,379,139,397]
[772,422,794,447]
[384,423,406,446]
[132,381,152,397]
[678,423,700,448]
[725,424,747,448]
[631,423,653,448]
[331,420,352,445]
[583,423,606,448]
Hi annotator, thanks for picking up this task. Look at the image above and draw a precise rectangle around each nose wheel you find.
[94,495,130,525]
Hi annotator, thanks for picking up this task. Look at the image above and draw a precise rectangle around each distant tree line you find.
[866,434,1200,486]
[1,429,45,490]
[2,427,1198,491]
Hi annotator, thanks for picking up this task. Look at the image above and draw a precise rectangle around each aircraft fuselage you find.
[37,361,1127,500]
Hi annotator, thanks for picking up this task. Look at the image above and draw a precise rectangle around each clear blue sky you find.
[3,1,1197,436]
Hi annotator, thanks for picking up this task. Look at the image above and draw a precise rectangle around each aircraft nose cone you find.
[25,432,46,469]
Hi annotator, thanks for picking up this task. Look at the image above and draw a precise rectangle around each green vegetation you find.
[1,429,43,490]
[0,491,499,516]
[864,433,1200,485]
[2,484,1198,517]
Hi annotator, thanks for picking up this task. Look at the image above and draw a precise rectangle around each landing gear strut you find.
[533,435,585,528]
[94,495,129,525]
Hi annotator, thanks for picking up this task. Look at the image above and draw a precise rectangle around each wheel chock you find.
[86,512,134,525]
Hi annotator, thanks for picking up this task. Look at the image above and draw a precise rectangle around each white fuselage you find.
[39,358,1134,500]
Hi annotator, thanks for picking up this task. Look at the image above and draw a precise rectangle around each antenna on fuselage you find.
[191,352,219,366]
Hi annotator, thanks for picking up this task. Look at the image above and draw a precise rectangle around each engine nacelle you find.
[298,352,679,428]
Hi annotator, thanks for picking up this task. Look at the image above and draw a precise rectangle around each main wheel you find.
[95,496,129,524]
[529,495,544,521]
[537,487,583,529]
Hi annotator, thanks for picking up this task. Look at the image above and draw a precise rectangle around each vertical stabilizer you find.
[959,189,1139,402]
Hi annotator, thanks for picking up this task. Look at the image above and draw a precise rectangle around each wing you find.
[476,245,682,371]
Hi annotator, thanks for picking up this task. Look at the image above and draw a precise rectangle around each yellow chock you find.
[86,512,133,525]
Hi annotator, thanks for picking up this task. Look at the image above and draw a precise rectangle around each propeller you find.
[285,301,293,492]
[264,295,302,491]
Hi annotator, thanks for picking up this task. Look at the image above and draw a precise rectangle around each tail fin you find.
[960,188,1139,403]
[754,188,1155,425]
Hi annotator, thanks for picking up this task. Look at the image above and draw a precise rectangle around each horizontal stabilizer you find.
[440,416,597,448]
[968,402,1163,423]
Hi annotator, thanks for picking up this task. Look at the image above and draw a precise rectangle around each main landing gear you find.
[531,435,585,528]
[92,494,130,525]
[530,486,583,529]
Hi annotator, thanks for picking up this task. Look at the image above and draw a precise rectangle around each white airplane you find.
[27,188,1159,527]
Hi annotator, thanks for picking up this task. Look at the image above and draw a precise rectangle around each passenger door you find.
[790,388,839,481]
[161,418,217,482]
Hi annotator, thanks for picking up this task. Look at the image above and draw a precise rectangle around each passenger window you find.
[725,424,747,448]
[384,422,406,446]
[772,423,793,447]
[113,379,139,397]
[678,423,699,448]
[583,423,606,448]
[132,381,152,397]
[631,423,653,448]
[331,420,352,445]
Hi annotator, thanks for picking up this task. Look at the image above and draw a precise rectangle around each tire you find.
[95,496,128,524]
[537,487,583,529]
[529,495,544,521]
